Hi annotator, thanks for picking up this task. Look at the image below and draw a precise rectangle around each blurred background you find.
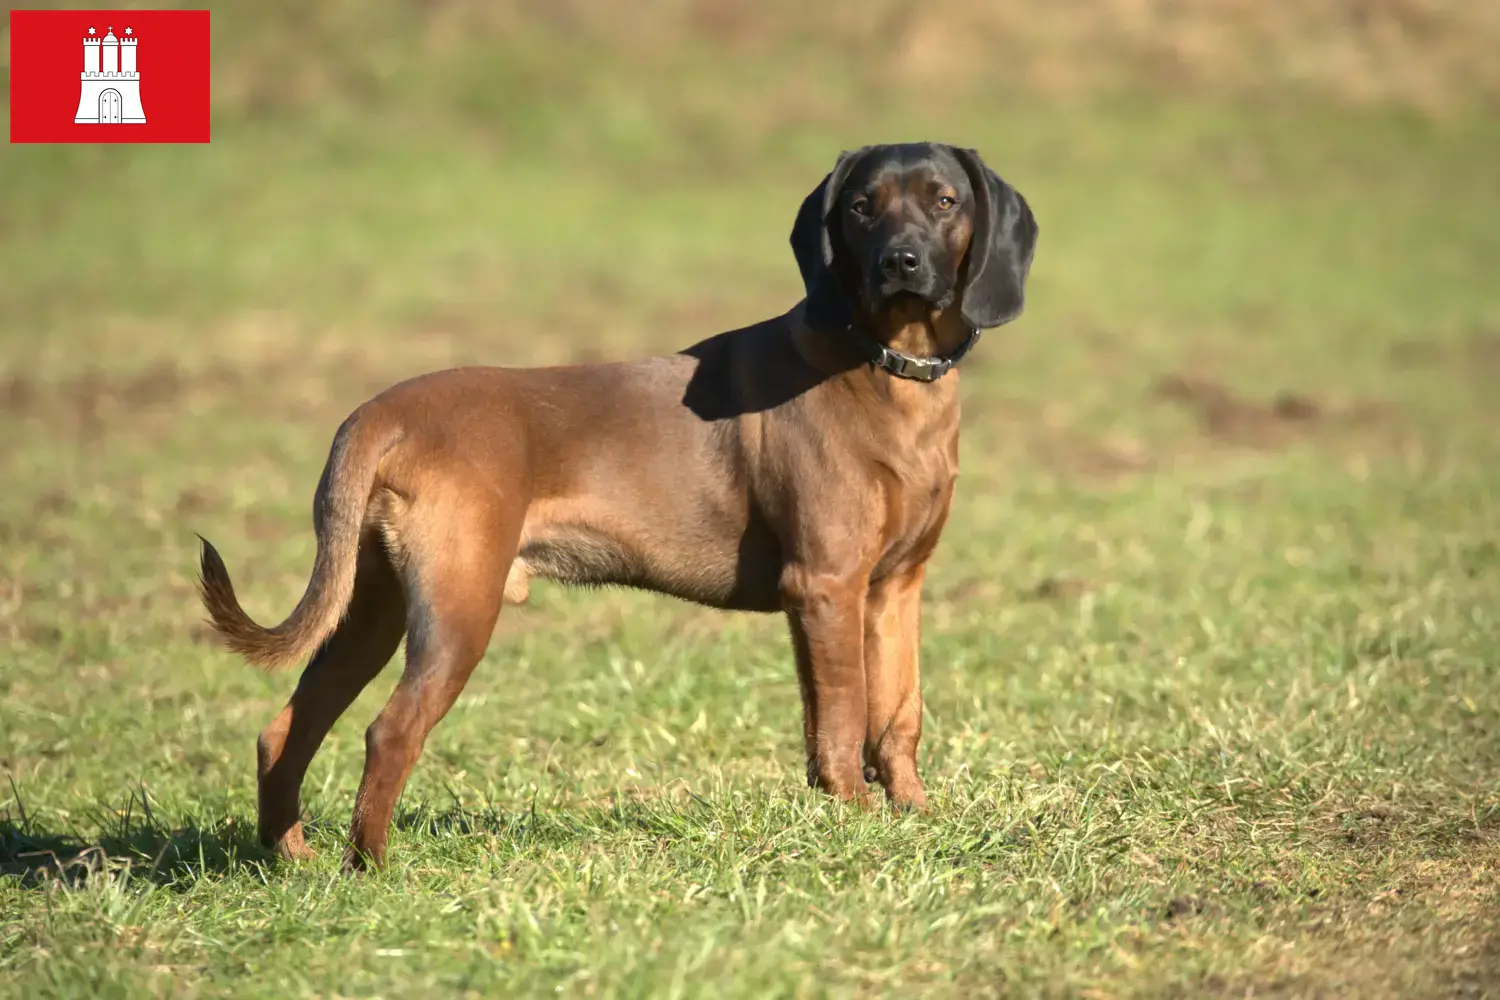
[4,0,1499,373]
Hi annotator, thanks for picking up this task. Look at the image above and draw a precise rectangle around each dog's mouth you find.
[873,286,955,314]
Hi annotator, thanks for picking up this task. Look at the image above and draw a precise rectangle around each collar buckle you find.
[867,328,980,382]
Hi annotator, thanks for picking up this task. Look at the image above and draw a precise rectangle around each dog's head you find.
[790,143,1038,336]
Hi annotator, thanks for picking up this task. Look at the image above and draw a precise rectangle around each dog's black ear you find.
[949,147,1038,330]
[790,147,871,332]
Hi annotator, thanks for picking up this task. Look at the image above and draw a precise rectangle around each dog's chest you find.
[870,422,960,580]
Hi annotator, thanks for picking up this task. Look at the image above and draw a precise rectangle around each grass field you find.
[5,4,1500,997]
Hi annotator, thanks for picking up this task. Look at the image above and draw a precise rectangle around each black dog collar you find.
[864,328,980,382]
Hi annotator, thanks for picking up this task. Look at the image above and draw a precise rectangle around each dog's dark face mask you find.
[790,143,1039,337]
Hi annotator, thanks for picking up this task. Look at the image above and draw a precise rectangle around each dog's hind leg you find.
[341,482,517,871]
[255,535,406,860]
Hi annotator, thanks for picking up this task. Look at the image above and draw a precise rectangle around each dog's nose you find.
[879,247,921,278]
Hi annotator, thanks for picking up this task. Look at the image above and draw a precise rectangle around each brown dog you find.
[198,143,1037,870]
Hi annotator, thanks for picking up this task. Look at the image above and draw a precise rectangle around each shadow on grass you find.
[0,787,271,890]
[0,783,728,889]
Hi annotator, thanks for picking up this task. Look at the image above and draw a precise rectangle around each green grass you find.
[4,24,1500,995]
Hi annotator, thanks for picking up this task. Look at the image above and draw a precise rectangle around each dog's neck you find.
[873,300,973,360]
[790,302,975,378]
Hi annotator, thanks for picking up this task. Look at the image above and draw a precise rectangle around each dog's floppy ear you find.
[790,146,872,332]
[949,146,1038,330]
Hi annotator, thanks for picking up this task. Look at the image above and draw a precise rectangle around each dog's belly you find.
[510,512,784,613]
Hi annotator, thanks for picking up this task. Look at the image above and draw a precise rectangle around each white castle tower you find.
[74,25,146,124]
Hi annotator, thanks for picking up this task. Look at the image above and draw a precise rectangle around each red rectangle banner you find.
[9,9,211,143]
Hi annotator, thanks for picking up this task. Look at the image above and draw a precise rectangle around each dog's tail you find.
[197,411,402,671]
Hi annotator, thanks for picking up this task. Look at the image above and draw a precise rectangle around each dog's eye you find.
[936,195,957,211]
[850,198,873,218]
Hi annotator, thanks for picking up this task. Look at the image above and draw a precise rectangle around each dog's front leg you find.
[862,565,928,809]
[784,569,870,801]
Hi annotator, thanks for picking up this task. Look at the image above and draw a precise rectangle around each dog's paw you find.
[268,828,316,862]
[887,782,929,813]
